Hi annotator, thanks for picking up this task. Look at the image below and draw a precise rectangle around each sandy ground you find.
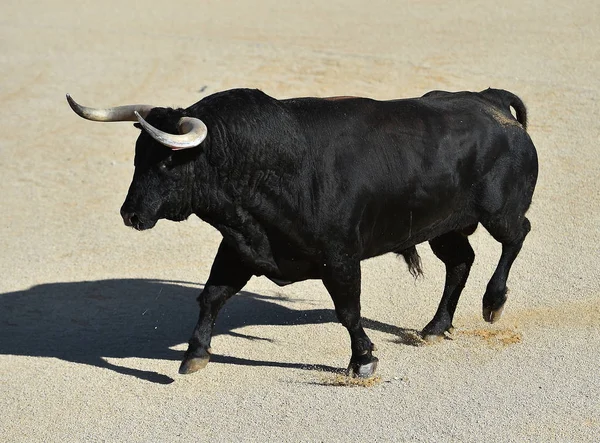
[1,0,599,441]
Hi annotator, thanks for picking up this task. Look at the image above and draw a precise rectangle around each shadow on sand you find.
[0,279,421,384]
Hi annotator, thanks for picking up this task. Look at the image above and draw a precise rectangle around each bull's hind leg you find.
[322,256,378,378]
[179,241,252,374]
[481,217,531,323]
[422,231,475,341]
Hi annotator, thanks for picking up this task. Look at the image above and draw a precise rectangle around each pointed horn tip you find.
[66,94,80,113]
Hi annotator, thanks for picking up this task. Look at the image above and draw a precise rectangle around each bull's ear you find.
[133,123,142,130]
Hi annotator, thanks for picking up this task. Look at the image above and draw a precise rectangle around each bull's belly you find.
[359,210,477,259]
[238,205,476,282]
[264,217,467,283]
[264,256,321,285]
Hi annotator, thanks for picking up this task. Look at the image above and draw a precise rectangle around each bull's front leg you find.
[322,253,378,378]
[179,241,252,374]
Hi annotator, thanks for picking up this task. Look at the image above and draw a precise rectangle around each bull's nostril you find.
[121,211,135,227]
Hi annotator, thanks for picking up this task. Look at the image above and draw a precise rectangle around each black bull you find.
[70,88,538,377]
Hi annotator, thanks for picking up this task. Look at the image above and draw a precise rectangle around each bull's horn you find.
[66,94,154,122]
[134,111,208,150]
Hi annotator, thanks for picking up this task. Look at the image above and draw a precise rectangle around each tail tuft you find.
[397,246,423,279]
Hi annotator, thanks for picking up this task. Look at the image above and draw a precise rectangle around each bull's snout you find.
[120,205,157,231]
[120,209,138,227]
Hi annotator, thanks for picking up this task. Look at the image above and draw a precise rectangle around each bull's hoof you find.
[422,322,454,342]
[423,333,445,343]
[347,355,379,378]
[179,353,210,374]
[483,301,506,323]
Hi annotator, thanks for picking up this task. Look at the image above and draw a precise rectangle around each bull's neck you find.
[189,149,282,275]
[190,131,233,220]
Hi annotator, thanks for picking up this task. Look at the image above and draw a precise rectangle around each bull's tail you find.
[481,88,528,130]
[396,246,423,278]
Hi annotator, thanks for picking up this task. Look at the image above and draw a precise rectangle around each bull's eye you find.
[158,159,175,171]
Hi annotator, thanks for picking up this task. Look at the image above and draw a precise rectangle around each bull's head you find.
[66,95,208,230]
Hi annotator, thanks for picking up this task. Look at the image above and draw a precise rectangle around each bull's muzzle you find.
[120,209,138,228]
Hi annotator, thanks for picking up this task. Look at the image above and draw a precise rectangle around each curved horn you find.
[134,111,208,150]
[66,94,154,122]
